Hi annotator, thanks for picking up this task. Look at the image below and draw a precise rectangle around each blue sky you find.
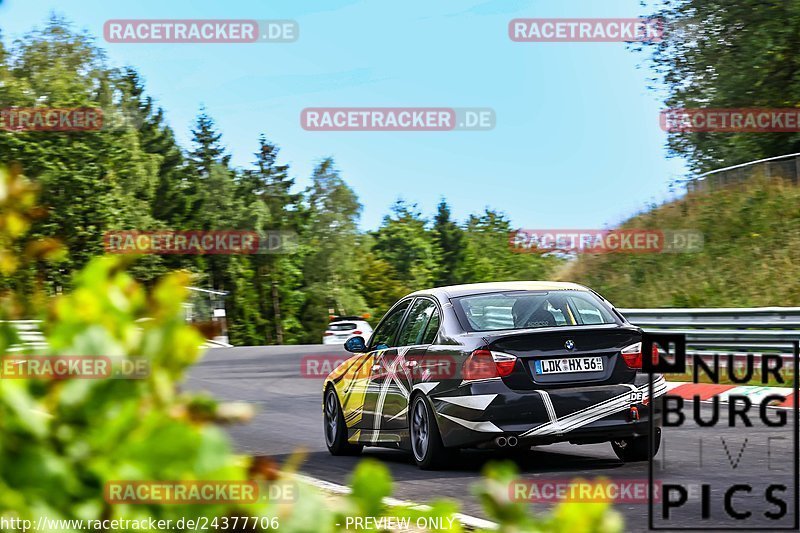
[0,0,687,230]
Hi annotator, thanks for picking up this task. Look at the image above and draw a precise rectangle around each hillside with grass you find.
[560,177,800,308]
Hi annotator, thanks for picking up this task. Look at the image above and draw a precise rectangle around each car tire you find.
[611,427,661,462]
[324,386,363,456]
[409,394,448,470]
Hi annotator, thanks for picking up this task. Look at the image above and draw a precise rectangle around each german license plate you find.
[534,356,603,375]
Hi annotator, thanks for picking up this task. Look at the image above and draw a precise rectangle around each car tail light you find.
[352,330,362,335]
[323,332,334,336]
[463,349,517,380]
[621,342,641,368]
[620,342,659,369]
[493,352,517,376]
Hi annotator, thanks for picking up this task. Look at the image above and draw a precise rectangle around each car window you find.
[547,302,568,325]
[369,300,411,349]
[397,299,437,346]
[470,300,515,329]
[329,322,357,331]
[420,308,440,344]
[568,296,605,325]
[453,290,618,332]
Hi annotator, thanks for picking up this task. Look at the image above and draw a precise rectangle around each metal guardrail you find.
[686,152,800,192]
[1,320,231,351]
[7,307,796,359]
[475,306,798,368]
[620,307,800,368]
[4,320,47,352]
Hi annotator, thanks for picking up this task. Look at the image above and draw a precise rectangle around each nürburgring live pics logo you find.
[644,333,799,530]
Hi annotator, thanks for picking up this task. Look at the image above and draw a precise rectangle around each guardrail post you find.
[794,155,800,185]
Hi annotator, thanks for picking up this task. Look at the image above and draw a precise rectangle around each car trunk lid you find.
[483,324,642,390]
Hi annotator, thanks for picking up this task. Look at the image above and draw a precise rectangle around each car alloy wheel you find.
[323,386,363,456]
[411,397,430,461]
[324,389,338,446]
[409,395,448,469]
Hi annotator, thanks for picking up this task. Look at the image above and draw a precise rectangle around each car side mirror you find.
[344,336,367,353]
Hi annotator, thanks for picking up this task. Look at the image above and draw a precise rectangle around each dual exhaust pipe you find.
[495,435,519,447]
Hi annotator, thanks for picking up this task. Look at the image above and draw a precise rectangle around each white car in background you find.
[323,317,373,345]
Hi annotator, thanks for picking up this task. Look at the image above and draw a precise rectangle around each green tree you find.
[459,209,558,283]
[238,136,305,344]
[299,158,365,342]
[188,107,231,176]
[357,233,408,320]
[113,68,190,227]
[432,198,465,286]
[183,111,256,344]
[640,0,800,170]
[372,200,441,289]
[0,17,162,293]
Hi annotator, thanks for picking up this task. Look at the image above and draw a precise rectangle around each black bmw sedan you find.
[323,281,665,469]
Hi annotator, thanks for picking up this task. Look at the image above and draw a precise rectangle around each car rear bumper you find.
[430,374,666,449]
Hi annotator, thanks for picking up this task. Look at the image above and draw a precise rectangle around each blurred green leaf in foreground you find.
[0,165,272,530]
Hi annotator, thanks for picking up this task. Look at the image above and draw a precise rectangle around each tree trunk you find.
[258,263,273,344]
[272,280,284,344]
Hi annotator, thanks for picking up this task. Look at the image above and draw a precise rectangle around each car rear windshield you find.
[452,290,619,332]
[329,322,358,331]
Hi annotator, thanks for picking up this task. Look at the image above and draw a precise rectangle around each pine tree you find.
[432,199,464,286]
[240,136,303,344]
[189,108,230,176]
[300,158,365,342]
[116,69,189,226]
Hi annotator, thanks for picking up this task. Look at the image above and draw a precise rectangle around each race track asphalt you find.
[184,346,798,532]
